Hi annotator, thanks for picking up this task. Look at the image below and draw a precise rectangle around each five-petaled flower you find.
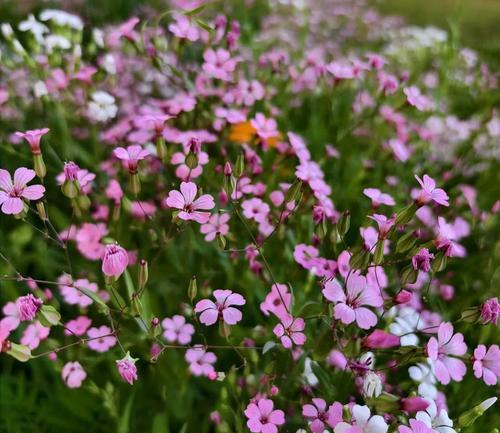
[114,145,150,173]
[414,174,449,207]
[0,167,45,215]
[165,181,215,224]
[273,314,306,349]
[244,398,285,433]
[194,289,246,326]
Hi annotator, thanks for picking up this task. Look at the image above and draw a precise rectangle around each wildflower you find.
[414,174,449,207]
[88,91,117,122]
[107,16,140,47]
[202,48,237,81]
[161,315,195,344]
[21,321,50,349]
[363,371,383,398]
[116,352,138,385]
[426,322,467,384]
[368,214,396,239]
[17,294,43,321]
[415,401,455,433]
[59,278,99,307]
[15,128,49,154]
[194,289,246,326]
[302,399,343,433]
[0,168,45,215]
[472,344,500,386]
[400,397,429,413]
[87,325,117,352]
[1,301,20,331]
[322,274,383,329]
[242,198,270,223]
[398,419,434,433]
[480,297,499,325]
[64,316,92,336]
[411,248,434,272]
[390,307,426,346]
[334,405,388,433]
[251,113,279,141]
[168,14,200,41]
[404,86,431,111]
[260,283,292,320]
[363,188,395,207]
[273,315,306,349]
[165,182,215,224]
[200,213,230,241]
[62,362,87,388]
[363,330,400,349]
[185,345,217,377]
[244,398,285,433]
[114,145,150,173]
[101,243,129,277]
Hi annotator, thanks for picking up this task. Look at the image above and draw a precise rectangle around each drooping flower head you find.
[116,352,138,385]
[0,168,45,215]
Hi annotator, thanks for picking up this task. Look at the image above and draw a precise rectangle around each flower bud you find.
[395,202,417,226]
[155,136,167,160]
[116,352,138,385]
[396,231,417,253]
[102,243,129,278]
[338,211,351,236]
[224,162,233,176]
[216,232,226,250]
[139,259,148,290]
[363,371,382,398]
[284,180,302,203]
[185,152,198,169]
[33,154,47,179]
[394,290,412,305]
[234,153,245,178]
[188,276,197,301]
[374,240,385,265]
[363,330,400,349]
[400,396,429,413]
[36,202,47,221]
[129,172,141,195]
[401,265,418,285]
[431,251,447,272]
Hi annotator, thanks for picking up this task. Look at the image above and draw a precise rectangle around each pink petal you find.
[0,169,13,191]
[22,185,45,200]
[258,399,274,416]
[113,147,130,160]
[180,182,197,204]
[199,309,218,326]
[165,190,185,209]
[334,303,356,324]
[355,307,378,329]
[222,307,242,325]
[302,404,318,418]
[13,167,36,187]
[244,403,260,419]
[194,299,217,312]
[193,194,215,210]
[1,197,24,215]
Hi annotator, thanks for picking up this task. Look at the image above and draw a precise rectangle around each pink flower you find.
[63,161,79,181]
[107,17,140,47]
[202,48,237,81]
[165,182,215,224]
[400,397,429,413]
[473,344,500,386]
[62,362,87,388]
[426,322,467,384]
[59,278,99,307]
[194,289,246,326]
[0,321,10,353]
[414,175,449,207]
[1,301,20,331]
[251,113,279,140]
[17,294,43,321]
[168,14,200,41]
[273,315,306,349]
[161,315,195,344]
[480,297,499,325]
[14,128,49,154]
[101,243,129,277]
[0,167,45,215]
[302,399,343,433]
[87,325,117,352]
[242,198,270,223]
[363,330,400,349]
[64,316,92,336]
[200,213,230,241]
[398,419,434,433]
[116,352,138,385]
[293,244,320,270]
[404,86,431,111]
[185,345,217,376]
[260,283,292,320]
[322,274,383,329]
[363,188,395,207]
[114,145,150,173]
[21,321,50,349]
[411,248,434,272]
[368,214,396,239]
[244,398,285,433]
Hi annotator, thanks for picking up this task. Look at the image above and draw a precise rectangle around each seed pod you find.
[36,202,47,221]
[185,152,198,169]
[395,203,417,226]
[338,211,351,236]
[431,251,447,273]
[129,172,141,195]
[188,276,197,301]
[234,153,245,178]
[33,154,46,179]
[374,240,385,265]
[138,260,149,290]
[216,232,226,250]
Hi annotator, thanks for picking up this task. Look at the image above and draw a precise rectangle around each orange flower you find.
[229,121,256,143]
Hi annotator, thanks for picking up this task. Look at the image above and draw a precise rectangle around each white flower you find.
[88,91,117,122]
[39,9,83,30]
[363,372,383,398]
[389,307,427,346]
[416,401,456,433]
[334,405,388,433]
[303,357,319,387]
[44,35,71,53]
[33,81,48,98]
[359,351,376,369]
[92,28,105,48]
[408,361,437,399]
[102,54,117,75]
[18,15,48,43]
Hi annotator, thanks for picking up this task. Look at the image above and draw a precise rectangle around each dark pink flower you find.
[194,289,246,326]
[363,330,400,349]
[101,243,129,277]
[273,315,306,349]
[116,352,138,385]
[244,398,285,433]
[17,294,43,321]
[0,168,45,215]
[411,248,434,272]
[165,182,215,224]
[414,174,449,207]
[15,128,49,154]
[302,399,343,433]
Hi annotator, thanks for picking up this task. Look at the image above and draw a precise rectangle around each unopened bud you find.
[374,240,385,265]
[129,172,141,195]
[139,259,148,290]
[36,202,47,221]
[395,202,417,226]
[216,232,226,250]
[363,372,382,398]
[284,180,302,203]
[33,154,46,179]
[396,231,417,253]
[185,152,198,169]
[234,153,245,178]
[394,290,412,305]
[188,276,197,301]
[224,162,233,176]
[155,136,167,160]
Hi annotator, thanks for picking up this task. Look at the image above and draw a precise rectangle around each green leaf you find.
[37,305,61,327]
[195,19,214,34]
[124,269,136,300]
[184,4,208,16]
[7,343,32,362]
[118,390,136,433]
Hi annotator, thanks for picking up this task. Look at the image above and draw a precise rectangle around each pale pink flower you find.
[62,361,87,388]
[106,179,124,204]
[87,325,117,352]
[426,322,467,384]
[64,316,92,336]
[17,294,43,321]
[116,352,138,385]
[185,345,217,376]
[14,128,49,154]
[273,315,306,349]
[101,243,129,277]
[293,244,320,270]
[1,301,20,331]
[368,214,396,239]
[107,17,140,47]
[480,297,499,325]
[0,321,11,352]
[200,213,230,241]
[165,182,215,224]
[21,321,50,349]
[202,48,237,81]
[322,274,383,329]
[114,145,150,173]
[412,248,434,272]
[194,289,246,326]
[244,398,285,433]
[414,174,449,207]
[363,188,395,207]
[59,278,99,307]
[303,399,343,433]
[251,113,279,140]
[398,419,434,433]
[260,283,292,320]
[0,168,45,215]
[168,14,200,41]
[171,146,209,180]
[76,223,107,260]
[242,198,270,223]
[130,201,157,220]
[473,344,500,386]
[404,86,432,111]
[161,315,194,344]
